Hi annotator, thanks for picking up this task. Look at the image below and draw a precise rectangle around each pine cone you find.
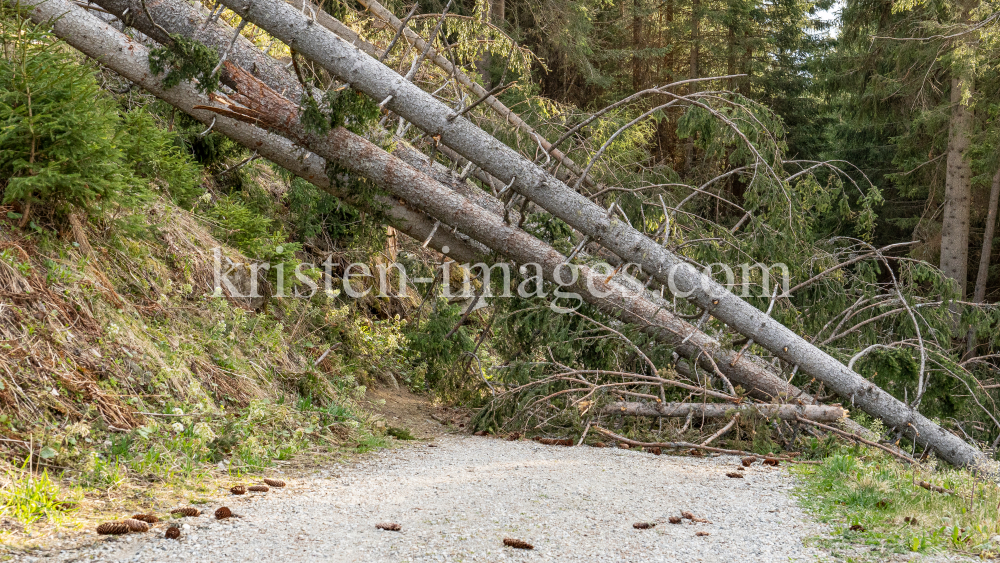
[375,522,401,531]
[122,518,149,532]
[215,506,233,519]
[131,513,159,524]
[645,447,662,455]
[170,507,201,517]
[726,472,744,478]
[849,524,865,532]
[248,485,269,492]
[165,526,181,540]
[696,531,710,536]
[537,437,573,446]
[506,432,521,441]
[503,538,533,550]
[632,522,655,529]
[741,456,757,466]
[668,516,682,524]
[230,485,247,495]
[96,521,130,535]
[263,478,286,488]
[681,511,694,520]
[592,441,607,448]
[763,457,779,466]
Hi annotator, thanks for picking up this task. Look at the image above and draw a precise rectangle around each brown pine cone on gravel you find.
[96,521,130,535]
[170,507,201,517]
[375,522,401,531]
[763,457,780,466]
[681,511,694,520]
[592,441,607,448]
[503,538,534,550]
[263,478,286,487]
[230,485,247,495]
[506,432,521,441]
[646,447,661,455]
[632,522,655,529]
[248,485,269,492]
[726,472,744,478]
[215,507,233,519]
[696,531,710,537]
[165,526,181,540]
[131,514,159,524]
[122,519,149,532]
[538,438,573,446]
[741,456,757,466]
[668,516,682,524]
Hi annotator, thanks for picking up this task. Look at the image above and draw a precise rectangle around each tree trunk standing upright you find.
[685,0,700,171]
[632,0,644,92]
[477,0,504,90]
[973,166,1000,303]
[966,165,1000,355]
[942,74,974,297]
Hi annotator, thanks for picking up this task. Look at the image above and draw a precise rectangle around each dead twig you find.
[793,416,915,464]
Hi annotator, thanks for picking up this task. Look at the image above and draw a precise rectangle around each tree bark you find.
[966,165,1000,356]
[214,0,985,466]
[941,74,974,297]
[602,402,847,422]
[972,166,1000,303]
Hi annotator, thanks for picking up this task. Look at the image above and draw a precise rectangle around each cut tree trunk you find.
[213,0,985,466]
[942,74,974,298]
[87,0,818,405]
[602,402,847,422]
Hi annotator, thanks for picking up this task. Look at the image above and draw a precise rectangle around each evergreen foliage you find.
[0,11,138,215]
[148,34,221,94]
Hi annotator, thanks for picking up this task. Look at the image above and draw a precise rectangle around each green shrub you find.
[120,109,204,206]
[0,10,139,215]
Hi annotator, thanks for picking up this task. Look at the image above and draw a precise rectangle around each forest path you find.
[50,435,831,562]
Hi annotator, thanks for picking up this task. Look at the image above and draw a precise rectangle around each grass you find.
[1,457,79,526]
[794,443,1000,560]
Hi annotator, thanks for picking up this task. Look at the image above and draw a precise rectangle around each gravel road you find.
[42,436,830,562]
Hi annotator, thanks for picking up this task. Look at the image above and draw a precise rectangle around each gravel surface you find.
[40,436,831,562]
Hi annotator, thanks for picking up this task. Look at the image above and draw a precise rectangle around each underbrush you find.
[795,440,1000,560]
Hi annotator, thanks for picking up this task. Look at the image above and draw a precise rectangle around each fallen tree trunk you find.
[87,0,817,404]
[345,0,595,188]
[16,0,482,265]
[602,402,847,422]
[215,0,984,466]
[213,60,812,404]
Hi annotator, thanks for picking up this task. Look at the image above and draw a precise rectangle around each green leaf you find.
[6,212,22,219]
[38,446,57,459]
